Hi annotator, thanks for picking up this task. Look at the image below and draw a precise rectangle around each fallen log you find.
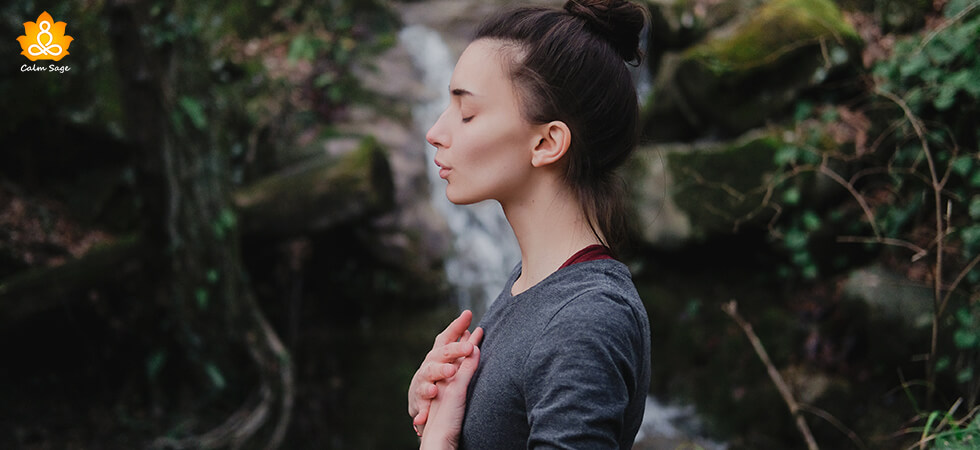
[0,137,394,324]
[0,233,141,325]
[233,136,394,237]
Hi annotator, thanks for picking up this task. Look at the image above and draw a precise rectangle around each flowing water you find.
[398,24,725,450]
[399,24,521,317]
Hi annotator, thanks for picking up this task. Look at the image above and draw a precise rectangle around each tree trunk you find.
[107,1,293,447]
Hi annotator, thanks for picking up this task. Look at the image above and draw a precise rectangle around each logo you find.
[17,11,74,62]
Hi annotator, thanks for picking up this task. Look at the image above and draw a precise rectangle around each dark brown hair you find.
[475,0,646,252]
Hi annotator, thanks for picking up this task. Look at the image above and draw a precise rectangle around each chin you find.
[445,187,484,205]
[446,195,479,206]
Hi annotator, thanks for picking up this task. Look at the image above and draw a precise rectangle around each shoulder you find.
[526,260,650,361]
[548,260,648,332]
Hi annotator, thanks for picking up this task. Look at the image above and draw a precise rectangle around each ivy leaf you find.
[952,156,975,177]
[784,228,808,251]
[957,69,980,98]
[146,350,167,380]
[961,225,980,252]
[954,328,978,350]
[178,96,207,131]
[195,288,209,310]
[802,211,821,231]
[900,52,930,80]
[775,146,801,165]
[935,84,958,111]
[288,34,316,62]
[782,187,801,206]
[956,367,975,384]
[944,0,974,18]
[969,196,980,220]
[794,101,813,122]
[205,362,227,390]
[956,308,975,327]
[802,264,818,280]
[926,40,956,65]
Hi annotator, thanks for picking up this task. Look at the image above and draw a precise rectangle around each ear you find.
[530,121,571,168]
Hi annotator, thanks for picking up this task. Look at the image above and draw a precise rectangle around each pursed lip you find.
[435,158,451,179]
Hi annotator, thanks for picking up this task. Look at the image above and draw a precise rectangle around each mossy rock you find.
[233,136,394,236]
[642,0,762,96]
[628,129,797,245]
[660,0,862,137]
[667,132,784,238]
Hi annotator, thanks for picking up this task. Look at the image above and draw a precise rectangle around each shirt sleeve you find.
[522,291,643,449]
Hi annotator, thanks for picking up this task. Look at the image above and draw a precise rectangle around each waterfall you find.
[399,25,521,316]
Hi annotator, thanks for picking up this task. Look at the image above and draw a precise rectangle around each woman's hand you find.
[419,344,481,450]
[409,310,484,431]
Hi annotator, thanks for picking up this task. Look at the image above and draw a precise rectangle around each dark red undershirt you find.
[558,244,615,269]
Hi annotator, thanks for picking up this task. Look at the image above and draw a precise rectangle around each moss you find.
[666,134,784,237]
[685,0,861,75]
[232,136,393,235]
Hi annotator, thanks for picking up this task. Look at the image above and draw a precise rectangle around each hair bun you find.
[564,0,645,63]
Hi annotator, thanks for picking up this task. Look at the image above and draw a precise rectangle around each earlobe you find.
[530,121,571,168]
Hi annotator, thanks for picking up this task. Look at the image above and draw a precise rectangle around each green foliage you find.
[916,406,980,449]
[282,0,399,117]
[873,4,980,123]
[177,96,208,131]
[768,3,980,416]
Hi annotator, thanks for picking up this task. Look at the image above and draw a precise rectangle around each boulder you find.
[642,0,863,141]
[842,264,934,329]
[628,129,789,246]
[643,0,761,53]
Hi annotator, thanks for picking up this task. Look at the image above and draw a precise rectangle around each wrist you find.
[419,430,457,450]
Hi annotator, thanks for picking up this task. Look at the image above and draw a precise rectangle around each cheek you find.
[462,118,531,167]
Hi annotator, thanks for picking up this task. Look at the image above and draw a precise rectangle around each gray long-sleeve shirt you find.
[460,259,651,449]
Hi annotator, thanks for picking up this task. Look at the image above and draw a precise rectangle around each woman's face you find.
[426,39,541,205]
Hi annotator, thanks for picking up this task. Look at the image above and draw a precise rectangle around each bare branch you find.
[818,163,881,237]
[915,2,980,55]
[722,300,819,450]
[835,236,928,261]
[941,253,980,317]
[875,86,947,408]
[798,404,868,450]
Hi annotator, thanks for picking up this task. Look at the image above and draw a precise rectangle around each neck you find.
[501,177,602,296]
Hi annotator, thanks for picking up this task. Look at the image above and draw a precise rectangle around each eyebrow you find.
[450,87,476,97]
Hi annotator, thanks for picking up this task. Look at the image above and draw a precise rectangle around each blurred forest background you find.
[1,0,978,448]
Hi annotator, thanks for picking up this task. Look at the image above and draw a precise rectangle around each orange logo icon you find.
[17,11,74,62]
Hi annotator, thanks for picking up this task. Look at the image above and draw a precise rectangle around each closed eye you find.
[462,116,474,123]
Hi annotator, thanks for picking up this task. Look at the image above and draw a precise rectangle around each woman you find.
[409,0,651,448]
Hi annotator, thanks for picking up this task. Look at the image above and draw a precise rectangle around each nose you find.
[426,108,450,149]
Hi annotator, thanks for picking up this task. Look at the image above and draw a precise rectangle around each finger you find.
[433,310,473,347]
[417,380,438,399]
[454,346,481,384]
[442,346,481,399]
[414,406,429,428]
[421,362,458,383]
[426,340,475,364]
[468,327,484,346]
[461,329,471,342]
[414,406,429,425]
[408,382,434,417]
